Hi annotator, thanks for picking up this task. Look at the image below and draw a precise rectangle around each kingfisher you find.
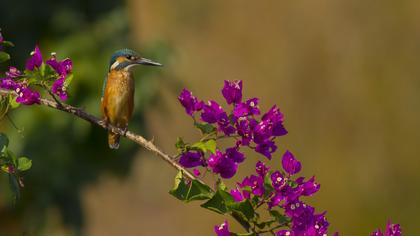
[101,49,162,149]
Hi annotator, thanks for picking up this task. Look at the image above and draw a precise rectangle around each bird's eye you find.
[127,55,135,60]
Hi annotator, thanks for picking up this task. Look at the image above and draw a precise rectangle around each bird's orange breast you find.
[101,70,135,128]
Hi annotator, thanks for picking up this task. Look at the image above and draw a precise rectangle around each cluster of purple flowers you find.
[0,66,40,105]
[178,81,401,236]
[371,222,401,236]
[232,151,331,236]
[46,52,72,100]
[0,45,72,104]
[215,150,402,236]
[178,80,287,178]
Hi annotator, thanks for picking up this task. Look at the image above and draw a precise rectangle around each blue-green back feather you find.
[102,76,107,98]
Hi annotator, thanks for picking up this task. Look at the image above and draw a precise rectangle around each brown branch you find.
[0,88,253,233]
[0,88,196,180]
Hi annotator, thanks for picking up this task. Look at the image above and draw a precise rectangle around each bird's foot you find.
[98,119,108,127]
[122,127,128,136]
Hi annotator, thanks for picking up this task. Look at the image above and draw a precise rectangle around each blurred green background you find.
[1,0,419,235]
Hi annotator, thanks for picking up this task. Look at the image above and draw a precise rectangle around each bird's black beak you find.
[137,57,163,67]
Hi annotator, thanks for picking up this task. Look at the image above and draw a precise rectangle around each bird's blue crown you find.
[109,49,140,70]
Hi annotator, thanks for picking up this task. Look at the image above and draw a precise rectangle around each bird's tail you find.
[108,132,120,149]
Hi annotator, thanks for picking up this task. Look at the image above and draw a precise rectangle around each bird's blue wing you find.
[102,75,108,98]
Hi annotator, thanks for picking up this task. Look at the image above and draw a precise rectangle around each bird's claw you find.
[99,119,108,127]
[122,127,128,136]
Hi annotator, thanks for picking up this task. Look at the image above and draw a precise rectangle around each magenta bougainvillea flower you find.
[46,53,73,101]
[15,87,40,105]
[233,97,260,118]
[208,150,238,179]
[178,89,203,115]
[221,80,242,104]
[235,117,257,146]
[25,45,43,71]
[225,147,245,163]
[371,222,401,236]
[5,67,22,78]
[51,77,68,101]
[201,100,227,124]
[240,174,265,197]
[46,55,72,77]
[192,168,201,177]
[255,160,270,177]
[282,150,302,175]
[0,77,20,90]
[271,171,287,191]
[255,139,277,159]
[299,176,321,197]
[179,151,204,168]
[214,220,230,236]
[230,188,244,202]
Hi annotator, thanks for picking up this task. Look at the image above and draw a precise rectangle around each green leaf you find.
[0,51,10,63]
[255,219,276,229]
[201,189,234,214]
[17,157,32,171]
[264,172,274,197]
[195,122,216,134]
[64,73,74,87]
[39,63,46,77]
[169,171,189,201]
[185,179,213,202]
[175,137,186,150]
[169,171,214,202]
[42,64,57,81]
[0,133,9,150]
[9,95,20,109]
[1,41,14,47]
[216,179,227,191]
[288,179,298,188]
[227,199,255,221]
[251,195,259,207]
[204,139,217,154]
[191,139,217,154]
[269,210,290,225]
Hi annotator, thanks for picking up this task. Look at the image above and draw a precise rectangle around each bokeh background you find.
[1,0,419,235]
